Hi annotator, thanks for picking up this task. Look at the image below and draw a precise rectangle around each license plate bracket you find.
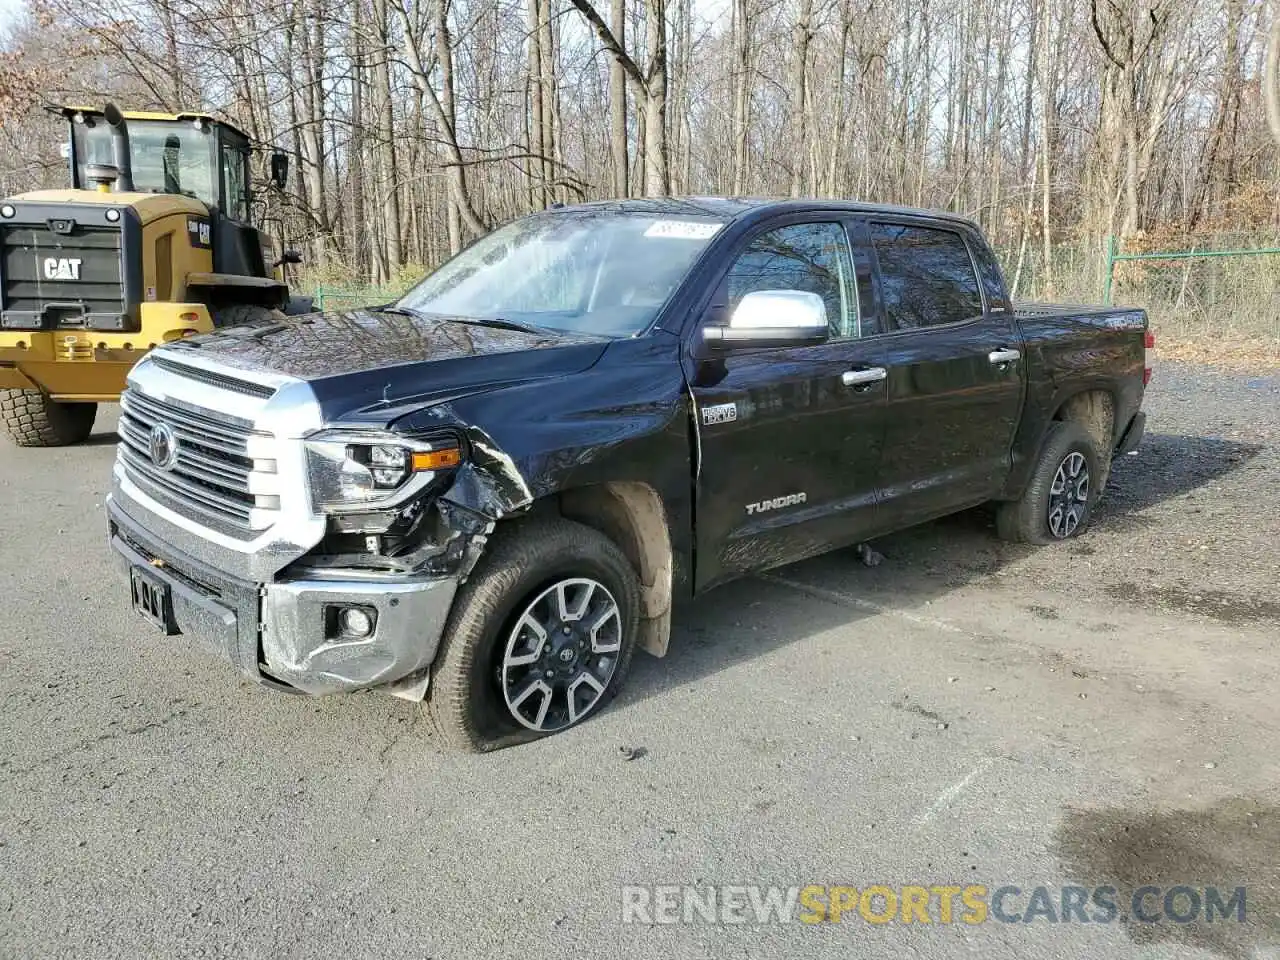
[130,566,178,635]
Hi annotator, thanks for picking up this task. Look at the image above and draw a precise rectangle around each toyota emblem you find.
[148,423,179,471]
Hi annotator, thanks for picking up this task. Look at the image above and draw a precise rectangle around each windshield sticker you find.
[644,220,723,240]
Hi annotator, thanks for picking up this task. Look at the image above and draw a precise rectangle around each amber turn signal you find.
[410,448,462,471]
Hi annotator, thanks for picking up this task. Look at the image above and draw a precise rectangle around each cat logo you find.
[187,216,212,249]
[745,492,807,515]
[43,257,82,281]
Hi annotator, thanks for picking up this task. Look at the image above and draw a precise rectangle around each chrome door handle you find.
[842,367,887,387]
[988,348,1021,365]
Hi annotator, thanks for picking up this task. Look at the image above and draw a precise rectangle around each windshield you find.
[73,119,216,205]
[397,211,724,337]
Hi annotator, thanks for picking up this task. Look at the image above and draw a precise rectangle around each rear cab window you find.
[869,222,985,330]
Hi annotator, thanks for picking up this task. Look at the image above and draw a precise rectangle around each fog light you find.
[105,208,121,222]
[340,607,374,637]
[0,204,14,218]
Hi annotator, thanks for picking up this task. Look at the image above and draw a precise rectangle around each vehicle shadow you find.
[80,430,121,448]
[1100,432,1264,520]
[623,432,1262,707]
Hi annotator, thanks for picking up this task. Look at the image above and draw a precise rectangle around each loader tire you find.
[0,390,97,447]
[211,304,279,328]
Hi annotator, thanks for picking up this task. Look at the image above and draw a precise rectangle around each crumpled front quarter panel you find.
[392,334,695,576]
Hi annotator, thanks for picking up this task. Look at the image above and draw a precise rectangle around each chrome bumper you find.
[107,494,458,696]
[259,574,456,695]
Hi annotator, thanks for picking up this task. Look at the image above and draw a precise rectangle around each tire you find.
[283,296,315,316]
[427,517,641,752]
[997,421,1102,545]
[0,389,96,447]
[210,304,279,328]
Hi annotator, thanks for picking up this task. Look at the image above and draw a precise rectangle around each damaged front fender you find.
[441,425,535,521]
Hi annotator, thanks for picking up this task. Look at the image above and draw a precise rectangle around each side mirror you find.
[273,249,303,267]
[701,290,829,352]
[270,150,289,190]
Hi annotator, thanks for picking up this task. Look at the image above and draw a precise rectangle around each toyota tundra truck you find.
[105,199,1149,751]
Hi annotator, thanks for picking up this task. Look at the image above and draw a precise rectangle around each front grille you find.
[0,222,126,330]
[118,389,275,534]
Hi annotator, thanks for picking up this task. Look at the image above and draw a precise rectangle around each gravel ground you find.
[1,360,1278,960]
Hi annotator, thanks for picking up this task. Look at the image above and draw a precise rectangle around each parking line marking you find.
[914,757,998,826]
[758,573,968,635]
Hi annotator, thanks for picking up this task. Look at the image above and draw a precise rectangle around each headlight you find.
[304,431,462,513]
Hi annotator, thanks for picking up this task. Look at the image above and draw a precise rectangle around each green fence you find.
[1097,234,1280,352]
[304,284,406,312]
[1103,235,1280,306]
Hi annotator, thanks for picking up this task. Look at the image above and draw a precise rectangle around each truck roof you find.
[547,196,981,229]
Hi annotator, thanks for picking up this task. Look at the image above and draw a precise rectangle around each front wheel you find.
[996,421,1102,545]
[427,518,641,752]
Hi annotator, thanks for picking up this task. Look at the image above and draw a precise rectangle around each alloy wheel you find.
[1047,451,1089,539]
[500,577,622,732]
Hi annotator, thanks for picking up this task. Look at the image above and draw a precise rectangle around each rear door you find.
[687,217,887,590]
[866,218,1024,524]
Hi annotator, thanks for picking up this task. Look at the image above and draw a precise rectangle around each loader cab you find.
[63,107,275,280]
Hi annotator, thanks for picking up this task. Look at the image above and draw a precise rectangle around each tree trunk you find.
[1039,0,1054,296]
[436,0,463,252]
[609,0,628,196]
[787,0,812,197]
[642,0,668,196]
[347,2,367,280]
[540,0,559,202]
[528,0,547,207]
[392,0,487,237]
[731,0,751,194]
[371,0,402,275]
[1266,13,1280,152]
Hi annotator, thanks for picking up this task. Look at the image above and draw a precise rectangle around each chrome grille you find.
[118,389,275,533]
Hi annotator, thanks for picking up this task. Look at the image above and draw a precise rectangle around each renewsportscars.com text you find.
[620,884,1247,926]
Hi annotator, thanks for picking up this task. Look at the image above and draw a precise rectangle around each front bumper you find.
[107,495,459,696]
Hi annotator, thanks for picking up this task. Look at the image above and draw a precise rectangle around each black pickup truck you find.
[106,198,1148,750]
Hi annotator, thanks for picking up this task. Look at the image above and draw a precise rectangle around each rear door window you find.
[869,223,984,329]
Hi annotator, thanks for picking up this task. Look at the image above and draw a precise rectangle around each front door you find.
[687,219,887,590]
[867,219,1024,524]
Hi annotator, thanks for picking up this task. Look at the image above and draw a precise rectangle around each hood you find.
[161,308,611,425]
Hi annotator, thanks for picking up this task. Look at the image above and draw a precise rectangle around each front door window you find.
[726,222,860,340]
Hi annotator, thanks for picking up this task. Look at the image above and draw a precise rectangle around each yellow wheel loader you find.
[0,103,305,446]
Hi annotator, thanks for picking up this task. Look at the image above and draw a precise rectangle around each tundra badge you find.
[746,493,807,515]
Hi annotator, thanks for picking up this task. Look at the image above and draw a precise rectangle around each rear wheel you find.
[996,421,1101,545]
[0,389,97,447]
[427,518,641,752]
[210,304,278,328]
